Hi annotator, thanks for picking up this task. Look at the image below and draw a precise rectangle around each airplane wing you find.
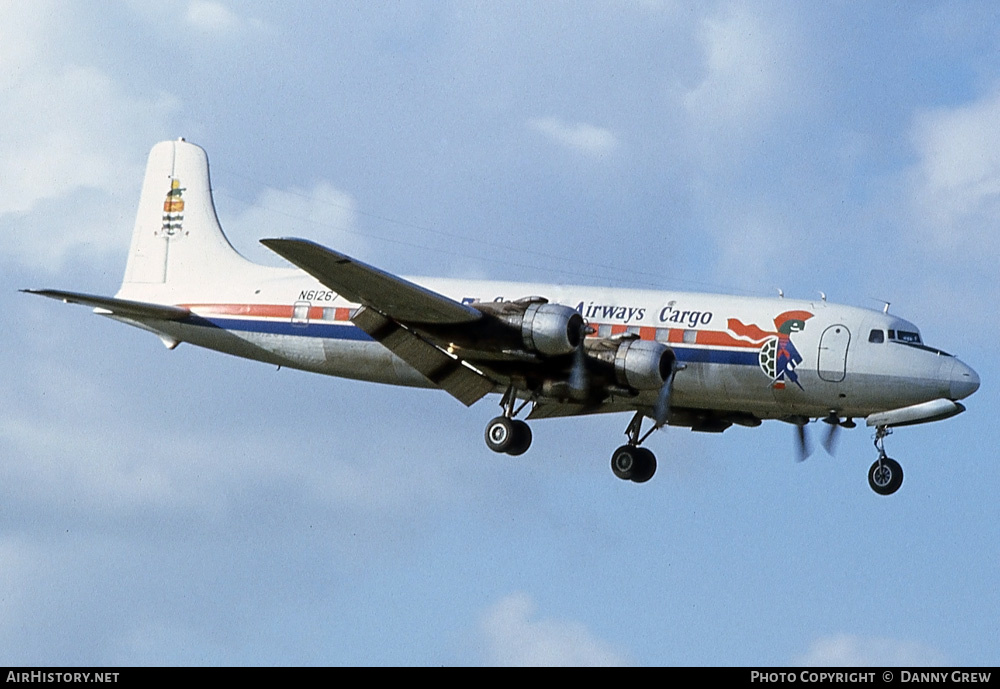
[260,238,482,324]
[261,238,498,405]
[21,289,190,321]
[352,307,496,406]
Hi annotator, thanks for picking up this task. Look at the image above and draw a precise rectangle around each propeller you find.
[567,323,594,398]
[794,413,851,461]
[821,413,841,455]
[794,418,813,462]
[653,356,678,429]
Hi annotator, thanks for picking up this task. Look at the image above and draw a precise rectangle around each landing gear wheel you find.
[630,448,657,484]
[485,417,515,453]
[868,456,903,496]
[485,417,532,455]
[611,445,657,483]
[506,420,532,456]
[611,445,636,480]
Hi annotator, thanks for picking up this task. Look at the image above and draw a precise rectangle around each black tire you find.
[611,445,637,480]
[485,417,516,453]
[868,456,903,495]
[505,420,532,456]
[630,447,657,484]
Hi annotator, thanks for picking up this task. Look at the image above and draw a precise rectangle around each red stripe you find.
[182,303,360,322]
[695,331,760,348]
[184,307,768,345]
[184,303,293,318]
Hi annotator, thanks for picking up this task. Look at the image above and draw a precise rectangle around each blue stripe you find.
[674,347,759,367]
[185,316,375,341]
[184,317,762,366]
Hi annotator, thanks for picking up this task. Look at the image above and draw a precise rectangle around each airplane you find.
[24,139,980,495]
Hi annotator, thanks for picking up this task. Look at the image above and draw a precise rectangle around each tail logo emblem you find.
[161,178,186,237]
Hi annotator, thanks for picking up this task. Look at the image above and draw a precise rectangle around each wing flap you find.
[260,238,481,325]
[22,289,190,321]
[353,307,496,406]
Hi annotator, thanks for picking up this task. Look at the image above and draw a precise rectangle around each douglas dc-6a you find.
[25,139,980,495]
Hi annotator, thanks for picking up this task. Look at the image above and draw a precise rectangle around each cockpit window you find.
[868,329,884,343]
[885,329,922,344]
[884,328,949,355]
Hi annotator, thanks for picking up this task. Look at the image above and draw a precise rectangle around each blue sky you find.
[2,1,998,666]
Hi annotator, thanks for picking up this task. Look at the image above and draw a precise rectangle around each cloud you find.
[0,6,180,272]
[794,634,947,667]
[528,117,620,158]
[909,89,1000,251]
[183,1,264,35]
[683,4,793,134]
[480,592,627,666]
[185,1,239,32]
[216,181,364,264]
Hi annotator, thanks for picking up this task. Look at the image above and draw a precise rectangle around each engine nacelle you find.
[520,302,585,356]
[614,339,674,390]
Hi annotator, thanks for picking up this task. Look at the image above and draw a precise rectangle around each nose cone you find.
[950,358,980,400]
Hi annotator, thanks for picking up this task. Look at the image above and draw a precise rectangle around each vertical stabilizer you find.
[120,139,254,295]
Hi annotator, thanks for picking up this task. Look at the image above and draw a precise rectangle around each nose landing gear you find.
[868,426,903,495]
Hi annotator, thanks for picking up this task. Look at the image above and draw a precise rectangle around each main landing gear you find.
[484,416,532,456]
[484,387,532,456]
[610,411,658,484]
[868,425,903,496]
[483,394,660,483]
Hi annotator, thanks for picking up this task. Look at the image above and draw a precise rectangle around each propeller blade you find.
[568,326,590,396]
[820,413,842,455]
[795,422,813,462]
[653,368,675,428]
[822,421,841,455]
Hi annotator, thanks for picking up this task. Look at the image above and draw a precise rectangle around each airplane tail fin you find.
[118,138,255,297]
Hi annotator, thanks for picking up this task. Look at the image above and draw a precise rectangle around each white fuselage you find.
[116,264,977,422]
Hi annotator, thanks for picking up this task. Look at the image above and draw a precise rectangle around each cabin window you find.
[292,301,310,326]
[868,329,884,344]
[683,329,698,344]
[321,308,337,321]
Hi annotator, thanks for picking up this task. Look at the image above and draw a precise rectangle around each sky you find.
[2,0,998,666]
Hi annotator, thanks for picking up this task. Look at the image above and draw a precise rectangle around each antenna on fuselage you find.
[883,301,891,314]
[776,288,784,298]
[819,291,827,302]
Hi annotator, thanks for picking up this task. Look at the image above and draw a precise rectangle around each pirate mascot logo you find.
[728,310,814,390]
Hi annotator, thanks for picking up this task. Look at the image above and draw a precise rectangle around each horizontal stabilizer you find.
[22,289,190,321]
[353,307,495,406]
[260,238,482,325]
